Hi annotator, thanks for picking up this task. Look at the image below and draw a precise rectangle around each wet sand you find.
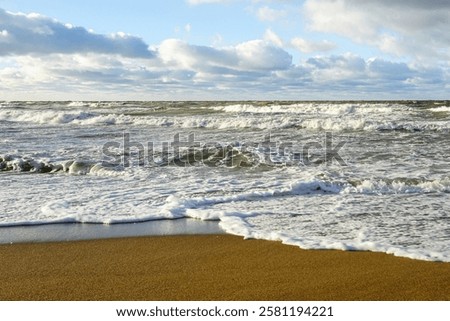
[0,219,224,244]
[1,235,449,301]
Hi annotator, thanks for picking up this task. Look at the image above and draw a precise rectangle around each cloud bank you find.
[0,3,448,100]
[0,9,154,58]
[304,0,450,62]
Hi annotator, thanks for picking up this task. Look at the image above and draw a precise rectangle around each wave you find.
[1,101,449,132]
[430,106,450,113]
[2,109,448,132]
[142,117,450,132]
[0,146,275,175]
[0,155,125,176]
[156,175,450,225]
[344,177,450,194]
[211,219,449,262]
[177,177,450,262]
[0,154,55,173]
[66,101,130,108]
[211,102,410,115]
[0,109,135,125]
[1,169,448,261]
[3,148,450,195]
[169,177,450,218]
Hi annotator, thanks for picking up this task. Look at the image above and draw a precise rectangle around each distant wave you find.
[430,106,450,113]
[0,102,450,132]
[1,107,449,132]
[211,102,410,115]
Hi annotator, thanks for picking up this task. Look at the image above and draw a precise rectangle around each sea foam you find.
[1,100,449,262]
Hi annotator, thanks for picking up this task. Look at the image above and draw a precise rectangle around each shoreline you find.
[1,234,449,301]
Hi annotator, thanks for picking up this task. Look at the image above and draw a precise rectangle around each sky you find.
[0,0,449,100]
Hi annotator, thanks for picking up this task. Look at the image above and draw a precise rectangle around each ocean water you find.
[1,100,449,262]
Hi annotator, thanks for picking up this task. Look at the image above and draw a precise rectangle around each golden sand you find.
[1,235,449,300]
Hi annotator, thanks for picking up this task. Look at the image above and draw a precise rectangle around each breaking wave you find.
[1,100,449,262]
[1,101,449,132]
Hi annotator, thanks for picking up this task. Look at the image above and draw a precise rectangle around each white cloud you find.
[235,40,292,70]
[305,53,366,82]
[291,37,336,53]
[0,5,447,100]
[158,39,233,71]
[256,6,287,21]
[0,8,154,58]
[211,33,224,46]
[367,58,414,81]
[0,29,9,43]
[264,29,284,47]
[158,38,292,72]
[264,29,336,54]
[2,46,445,100]
[304,0,450,62]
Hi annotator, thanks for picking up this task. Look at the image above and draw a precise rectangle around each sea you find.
[0,100,449,262]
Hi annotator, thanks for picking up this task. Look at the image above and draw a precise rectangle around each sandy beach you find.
[1,234,449,301]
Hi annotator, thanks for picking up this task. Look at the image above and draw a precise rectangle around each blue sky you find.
[0,0,449,100]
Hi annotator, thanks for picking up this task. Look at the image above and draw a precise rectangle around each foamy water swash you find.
[1,101,449,262]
